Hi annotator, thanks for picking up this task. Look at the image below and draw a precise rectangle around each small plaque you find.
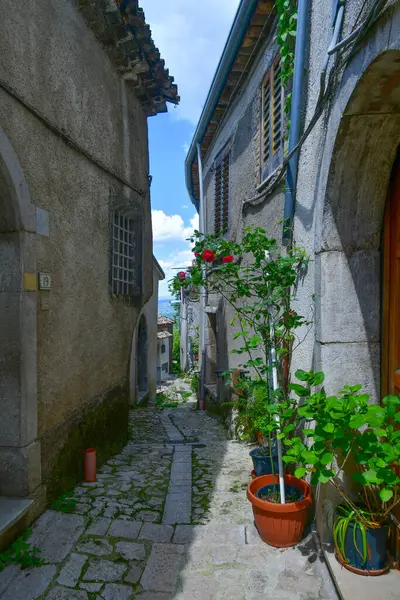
[39,273,52,290]
[40,294,50,311]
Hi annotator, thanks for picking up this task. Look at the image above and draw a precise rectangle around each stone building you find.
[130,256,165,404]
[0,0,178,543]
[185,0,400,585]
[157,314,174,382]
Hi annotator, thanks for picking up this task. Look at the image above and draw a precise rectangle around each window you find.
[110,211,141,299]
[214,147,230,235]
[261,55,284,181]
[161,344,166,354]
[162,362,168,372]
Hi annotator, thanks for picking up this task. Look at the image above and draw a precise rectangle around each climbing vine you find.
[275,0,298,117]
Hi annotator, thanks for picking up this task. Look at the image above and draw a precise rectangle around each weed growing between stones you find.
[0,530,43,572]
[51,490,77,513]
[191,450,212,524]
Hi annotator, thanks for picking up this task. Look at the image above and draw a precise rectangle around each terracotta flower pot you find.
[84,448,96,482]
[247,474,312,547]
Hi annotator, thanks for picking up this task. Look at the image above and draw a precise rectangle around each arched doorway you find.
[0,129,40,498]
[313,50,400,559]
[137,314,148,396]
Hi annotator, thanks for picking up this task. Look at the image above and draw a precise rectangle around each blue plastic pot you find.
[342,522,390,572]
[250,447,279,477]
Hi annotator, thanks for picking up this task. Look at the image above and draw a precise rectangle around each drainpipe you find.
[197,142,207,410]
[282,0,309,246]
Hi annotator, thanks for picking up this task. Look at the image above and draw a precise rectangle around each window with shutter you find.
[214,147,230,235]
[261,54,284,181]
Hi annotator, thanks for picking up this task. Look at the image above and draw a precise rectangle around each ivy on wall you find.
[275,0,298,119]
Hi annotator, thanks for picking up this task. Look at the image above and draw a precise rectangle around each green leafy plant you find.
[275,0,298,118]
[51,491,77,513]
[170,226,309,470]
[0,530,43,572]
[284,369,400,531]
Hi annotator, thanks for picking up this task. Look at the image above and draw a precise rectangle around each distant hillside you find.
[158,297,178,320]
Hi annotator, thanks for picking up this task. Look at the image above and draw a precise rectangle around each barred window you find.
[110,211,141,299]
[261,55,284,181]
[214,148,230,235]
[161,344,166,354]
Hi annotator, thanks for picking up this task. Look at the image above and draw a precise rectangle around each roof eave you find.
[184,0,260,207]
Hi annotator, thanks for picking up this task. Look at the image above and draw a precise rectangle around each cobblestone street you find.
[0,379,337,599]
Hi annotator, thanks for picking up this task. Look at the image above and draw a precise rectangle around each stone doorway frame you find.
[0,128,41,497]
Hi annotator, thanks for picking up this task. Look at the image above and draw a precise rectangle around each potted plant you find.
[171,226,313,547]
[285,369,400,574]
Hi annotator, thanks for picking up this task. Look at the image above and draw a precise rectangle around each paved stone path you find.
[0,378,338,599]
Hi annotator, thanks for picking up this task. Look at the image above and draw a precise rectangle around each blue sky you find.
[140,0,240,297]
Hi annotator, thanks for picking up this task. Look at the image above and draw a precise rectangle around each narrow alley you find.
[0,379,337,600]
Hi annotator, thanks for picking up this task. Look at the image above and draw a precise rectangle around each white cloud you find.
[140,0,240,125]
[152,209,199,243]
[182,204,189,209]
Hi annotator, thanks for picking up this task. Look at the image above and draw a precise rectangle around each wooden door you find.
[382,151,400,567]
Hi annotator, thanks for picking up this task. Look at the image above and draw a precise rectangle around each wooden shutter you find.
[261,54,284,180]
[272,58,283,155]
[262,76,271,164]
[214,149,230,234]
[214,162,222,233]
[222,152,230,232]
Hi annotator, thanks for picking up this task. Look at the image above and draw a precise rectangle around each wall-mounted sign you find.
[39,273,52,290]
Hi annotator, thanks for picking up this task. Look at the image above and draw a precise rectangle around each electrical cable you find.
[0,76,147,197]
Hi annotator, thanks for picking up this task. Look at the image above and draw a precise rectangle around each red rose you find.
[202,249,215,263]
[178,271,186,281]
[222,255,234,263]
[287,311,295,317]
[194,252,200,257]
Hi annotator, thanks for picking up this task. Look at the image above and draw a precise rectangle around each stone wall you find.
[201,31,285,387]
[0,0,153,503]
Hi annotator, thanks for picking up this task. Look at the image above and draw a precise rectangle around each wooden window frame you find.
[261,54,284,182]
[214,143,231,236]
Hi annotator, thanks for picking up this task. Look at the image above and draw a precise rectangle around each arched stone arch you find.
[314,50,400,401]
[0,128,41,497]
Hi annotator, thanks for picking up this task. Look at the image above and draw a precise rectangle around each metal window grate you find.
[111,211,135,297]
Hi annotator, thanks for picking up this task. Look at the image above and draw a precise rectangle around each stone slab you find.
[83,559,127,582]
[57,553,87,587]
[0,565,57,600]
[29,511,85,563]
[101,583,133,600]
[140,544,186,592]
[174,575,218,600]
[107,519,142,539]
[135,594,172,600]
[323,544,398,600]
[115,541,146,560]
[138,522,173,543]
[76,537,113,556]
[0,564,20,596]
[86,517,111,536]
[46,586,88,600]
[124,565,143,585]
[0,497,33,536]
[163,492,191,525]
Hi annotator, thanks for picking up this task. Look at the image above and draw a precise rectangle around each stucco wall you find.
[0,0,153,499]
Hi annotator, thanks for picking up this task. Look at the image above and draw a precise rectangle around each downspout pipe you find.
[282,0,310,246]
[197,142,207,410]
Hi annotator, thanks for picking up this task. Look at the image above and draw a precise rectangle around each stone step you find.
[0,497,33,538]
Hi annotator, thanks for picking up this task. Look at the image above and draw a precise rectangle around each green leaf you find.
[379,488,393,503]
[323,423,335,433]
[294,467,307,478]
[289,383,309,397]
[301,450,318,464]
[295,369,308,382]
[349,415,367,429]
[320,452,334,466]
